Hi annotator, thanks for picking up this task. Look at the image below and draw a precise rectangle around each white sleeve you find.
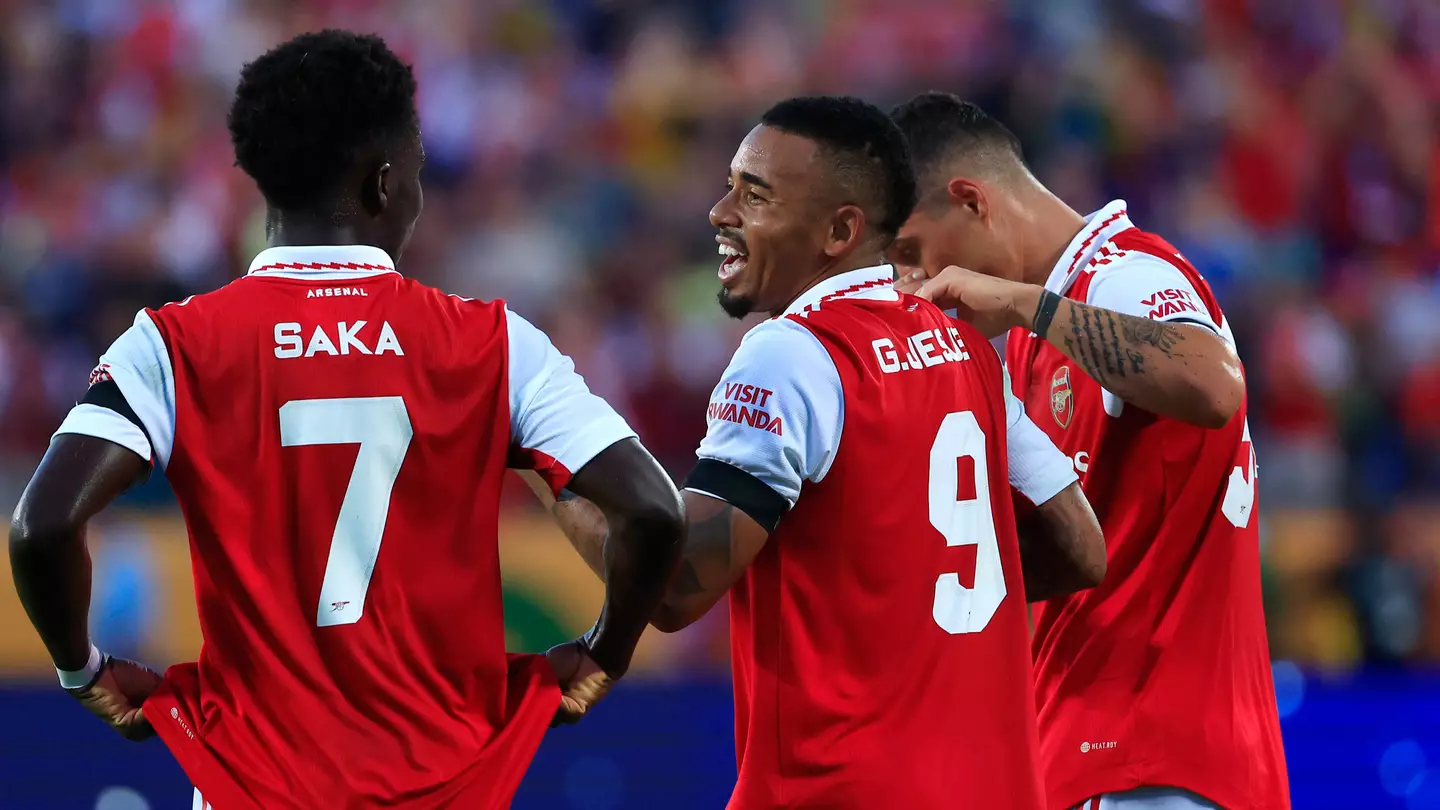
[689,319,843,509]
[1085,255,1224,336]
[1084,255,1227,417]
[505,307,636,492]
[53,310,176,467]
[1003,366,1077,505]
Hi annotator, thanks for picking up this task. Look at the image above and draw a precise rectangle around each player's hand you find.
[913,265,1038,338]
[894,268,930,296]
[70,656,163,742]
[545,639,616,727]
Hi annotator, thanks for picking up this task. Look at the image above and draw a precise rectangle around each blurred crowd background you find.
[4,0,1440,670]
[0,0,1439,806]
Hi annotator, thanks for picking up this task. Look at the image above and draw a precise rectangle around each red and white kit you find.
[1007,202,1290,810]
[55,245,635,809]
[686,265,1078,810]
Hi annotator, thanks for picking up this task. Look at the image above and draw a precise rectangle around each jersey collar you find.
[1042,199,1133,295]
[247,245,399,280]
[783,264,899,318]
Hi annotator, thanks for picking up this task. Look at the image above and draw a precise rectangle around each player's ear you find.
[360,163,391,218]
[823,204,866,259]
[946,177,988,223]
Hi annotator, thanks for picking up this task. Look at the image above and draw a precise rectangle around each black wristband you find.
[1032,289,1063,338]
[579,626,624,679]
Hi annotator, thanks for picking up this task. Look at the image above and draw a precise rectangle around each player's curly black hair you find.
[227,30,419,211]
[760,96,918,243]
[890,92,1025,180]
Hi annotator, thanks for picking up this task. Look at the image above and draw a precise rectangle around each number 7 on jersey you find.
[279,396,414,627]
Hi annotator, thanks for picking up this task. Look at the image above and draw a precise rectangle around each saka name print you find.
[707,382,782,435]
[274,321,404,358]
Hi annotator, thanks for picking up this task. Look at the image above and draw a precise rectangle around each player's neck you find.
[265,211,378,253]
[772,253,886,317]
[1018,187,1087,288]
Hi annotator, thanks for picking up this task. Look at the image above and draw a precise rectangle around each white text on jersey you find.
[306,287,369,298]
[872,327,969,374]
[274,321,405,358]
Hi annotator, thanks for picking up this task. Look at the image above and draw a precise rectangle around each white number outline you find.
[278,396,413,627]
[930,411,1007,634]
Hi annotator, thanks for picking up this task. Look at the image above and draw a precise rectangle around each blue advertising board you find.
[2,670,1438,809]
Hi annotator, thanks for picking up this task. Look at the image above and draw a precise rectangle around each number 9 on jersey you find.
[930,411,1006,635]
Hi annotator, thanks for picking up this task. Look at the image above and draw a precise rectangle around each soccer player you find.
[890,92,1290,810]
[8,31,684,809]
[526,96,1103,809]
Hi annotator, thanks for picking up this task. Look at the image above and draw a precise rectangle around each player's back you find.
[122,246,630,809]
[727,277,1043,809]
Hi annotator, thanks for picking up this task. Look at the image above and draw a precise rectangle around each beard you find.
[717,287,753,319]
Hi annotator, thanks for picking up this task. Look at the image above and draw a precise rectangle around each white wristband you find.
[57,644,104,690]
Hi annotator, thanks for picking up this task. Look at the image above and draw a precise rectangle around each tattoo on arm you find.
[670,506,734,598]
[551,498,610,581]
[1059,301,1186,386]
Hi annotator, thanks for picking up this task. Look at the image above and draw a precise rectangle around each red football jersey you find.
[54,245,635,809]
[1006,202,1289,809]
[688,266,1077,809]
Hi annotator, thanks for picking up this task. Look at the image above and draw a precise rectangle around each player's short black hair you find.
[228,30,419,210]
[890,92,1024,181]
[759,95,917,243]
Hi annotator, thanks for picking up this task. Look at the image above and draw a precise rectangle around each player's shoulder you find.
[144,279,239,320]
[739,315,829,360]
[1082,227,1225,323]
[144,273,308,329]
[895,296,1003,375]
[393,277,510,324]
[1093,228,1207,288]
[716,316,838,396]
[136,282,241,343]
[922,299,993,353]
[1109,226,1191,266]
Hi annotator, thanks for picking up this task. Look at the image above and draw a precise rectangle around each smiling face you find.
[708,125,844,319]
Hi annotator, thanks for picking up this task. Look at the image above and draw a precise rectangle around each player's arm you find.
[1002,371,1105,601]
[1028,296,1242,429]
[548,439,686,672]
[505,309,683,678]
[1015,483,1104,602]
[9,311,171,738]
[11,434,147,673]
[918,264,1244,429]
[528,320,833,633]
[530,476,774,633]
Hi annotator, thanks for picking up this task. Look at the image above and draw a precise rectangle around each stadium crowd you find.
[0,0,1438,668]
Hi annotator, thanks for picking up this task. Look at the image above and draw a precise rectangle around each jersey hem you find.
[1048,769,1269,810]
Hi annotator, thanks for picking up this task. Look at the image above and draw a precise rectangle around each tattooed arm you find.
[1017,288,1244,428]
[915,265,1245,429]
[523,473,770,633]
[651,492,769,632]
[516,438,684,676]
[520,472,610,580]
